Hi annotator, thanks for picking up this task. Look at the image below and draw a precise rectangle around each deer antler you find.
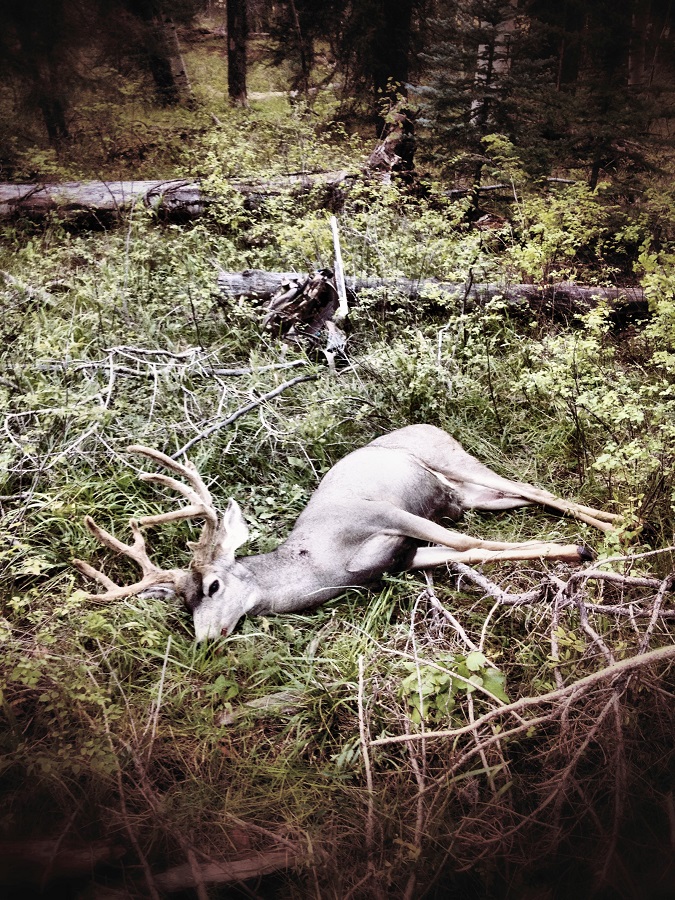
[73,446,225,600]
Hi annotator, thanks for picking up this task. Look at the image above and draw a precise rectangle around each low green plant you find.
[399,651,509,725]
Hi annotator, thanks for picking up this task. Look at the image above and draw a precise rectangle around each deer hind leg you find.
[410,542,592,568]
[385,507,592,564]
[423,458,620,534]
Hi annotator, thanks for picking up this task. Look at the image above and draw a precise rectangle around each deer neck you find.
[237,547,342,616]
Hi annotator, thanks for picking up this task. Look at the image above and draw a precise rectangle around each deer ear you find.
[216,498,250,561]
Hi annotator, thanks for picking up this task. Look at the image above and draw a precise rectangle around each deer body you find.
[75,425,620,642]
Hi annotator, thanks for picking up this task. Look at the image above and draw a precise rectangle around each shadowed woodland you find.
[1,1,675,898]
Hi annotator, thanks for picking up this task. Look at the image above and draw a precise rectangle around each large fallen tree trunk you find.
[217,269,647,319]
[0,172,353,222]
[0,175,576,223]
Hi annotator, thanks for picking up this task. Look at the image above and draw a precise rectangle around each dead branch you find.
[424,571,481,653]
[171,372,317,458]
[0,172,353,222]
[357,656,376,860]
[370,643,675,747]
[0,840,124,887]
[153,848,303,891]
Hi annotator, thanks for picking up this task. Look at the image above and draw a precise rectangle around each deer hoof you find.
[577,544,596,562]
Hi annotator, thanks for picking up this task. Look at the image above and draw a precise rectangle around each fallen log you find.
[0,174,578,223]
[217,269,647,320]
[0,180,203,222]
[0,171,353,222]
[154,847,303,892]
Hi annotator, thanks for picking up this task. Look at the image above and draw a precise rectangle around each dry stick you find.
[449,561,543,606]
[154,850,303,892]
[357,655,376,855]
[95,653,233,899]
[186,848,209,900]
[351,628,512,708]
[638,574,674,653]
[406,590,431,770]
[481,695,620,854]
[144,635,172,756]
[451,563,674,617]
[600,695,627,887]
[330,216,349,321]
[171,373,317,458]
[577,597,615,666]
[550,587,565,690]
[370,643,675,747]
[356,657,387,900]
[466,692,497,795]
[476,694,619,849]
[582,602,675,618]
[478,597,503,655]
[224,814,300,854]
[402,725,426,900]
[37,358,308,376]
[570,569,663,590]
[583,545,675,571]
[39,809,79,893]
[424,571,480,654]
[86,669,162,900]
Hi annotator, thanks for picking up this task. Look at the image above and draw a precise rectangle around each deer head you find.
[73,446,254,640]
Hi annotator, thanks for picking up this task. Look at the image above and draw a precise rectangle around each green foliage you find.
[400,651,509,724]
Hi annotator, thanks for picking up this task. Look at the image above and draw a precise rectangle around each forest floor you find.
[1,24,675,900]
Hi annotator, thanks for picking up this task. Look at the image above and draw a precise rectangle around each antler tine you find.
[73,516,186,601]
[127,445,219,529]
[76,446,225,600]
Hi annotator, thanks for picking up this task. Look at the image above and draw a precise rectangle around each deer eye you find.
[207,579,220,597]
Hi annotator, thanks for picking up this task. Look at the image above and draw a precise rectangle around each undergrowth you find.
[1,102,675,900]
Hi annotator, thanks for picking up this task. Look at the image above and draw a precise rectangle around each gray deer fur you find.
[75,425,619,642]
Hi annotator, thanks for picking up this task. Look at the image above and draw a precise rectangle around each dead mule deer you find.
[74,425,619,642]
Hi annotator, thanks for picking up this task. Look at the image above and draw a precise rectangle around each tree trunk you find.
[147,15,192,105]
[555,0,584,89]
[227,0,248,106]
[9,0,70,144]
[0,180,203,222]
[287,0,311,94]
[471,0,519,128]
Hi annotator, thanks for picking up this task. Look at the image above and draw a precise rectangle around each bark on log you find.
[0,172,353,222]
[0,180,203,222]
[217,270,647,318]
